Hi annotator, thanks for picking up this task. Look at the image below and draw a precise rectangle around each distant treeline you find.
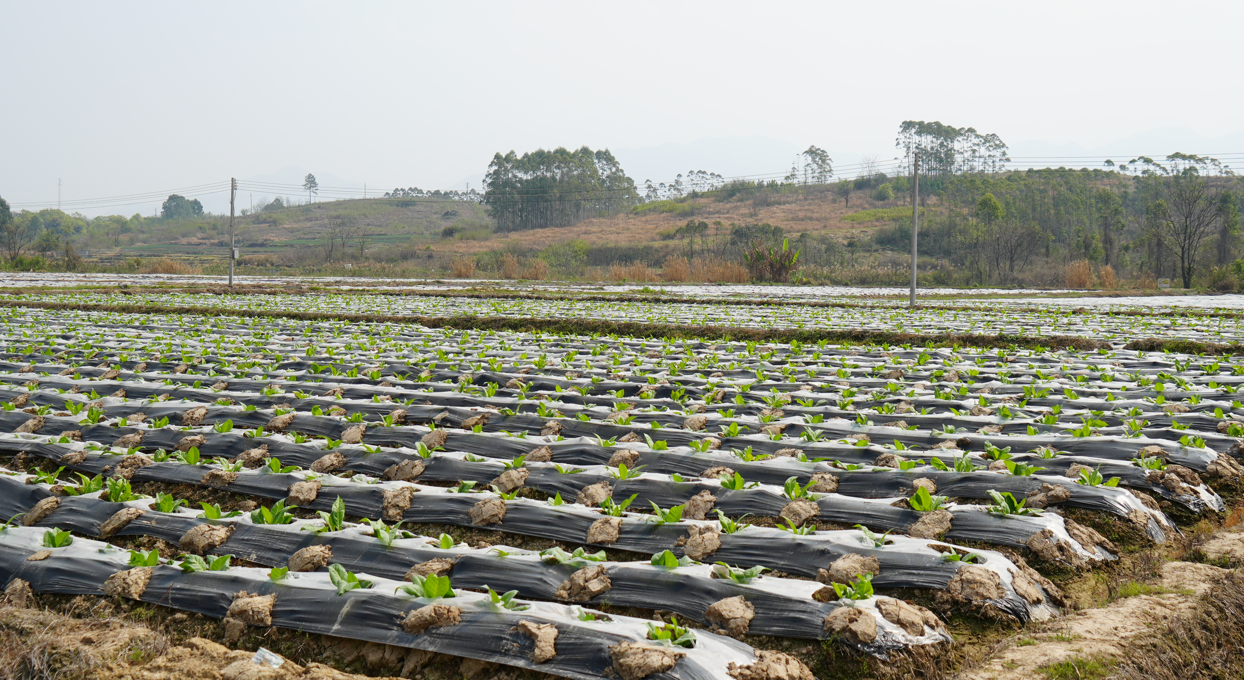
[483,146,639,232]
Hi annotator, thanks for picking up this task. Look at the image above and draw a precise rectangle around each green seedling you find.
[908,486,949,512]
[127,549,162,567]
[42,527,74,548]
[397,573,455,599]
[651,549,695,568]
[251,499,297,525]
[305,496,346,533]
[711,562,767,583]
[540,546,607,565]
[483,586,529,611]
[179,554,232,572]
[154,492,187,513]
[198,502,241,519]
[716,510,750,534]
[832,573,875,602]
[649,502,685,525]
[600,493,639,517]
[328,563,373,595]
[986,489,1040,516]
[855,524,893,548]
[646,617,696,648]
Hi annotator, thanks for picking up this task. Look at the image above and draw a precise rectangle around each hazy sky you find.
[4,1,1243,216]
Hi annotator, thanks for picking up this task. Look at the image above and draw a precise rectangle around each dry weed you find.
[137,258,200,275]
[500,253,519,279]
[662,256,690,282]
[1098,265,1117,290]
[1065,260,1093,288]
[450,258,476,279]
[1137,271,1157,290]
[609,262,657,282]
[523,260,550,280]
[691,257,748,283]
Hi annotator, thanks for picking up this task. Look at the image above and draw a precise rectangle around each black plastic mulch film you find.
[0,308,1241,679]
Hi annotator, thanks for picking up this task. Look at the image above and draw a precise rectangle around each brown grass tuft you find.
[450,257,476,279]
[1065,260,1093,288]
[691,256,749,283]
[500,253,519,279]
[662,256,690,282]
[137,258,200,275]
[609,262,658,282]
[1137,270,1157,290]
[1098,264,1117,290]
[523,260,550,280]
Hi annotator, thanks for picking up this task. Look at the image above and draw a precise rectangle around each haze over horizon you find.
[3,1,1242,217]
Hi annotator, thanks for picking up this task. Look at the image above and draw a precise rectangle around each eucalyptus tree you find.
[1125,153,1235,288]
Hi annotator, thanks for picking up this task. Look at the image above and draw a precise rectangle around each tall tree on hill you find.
[1127,153,1234,288]
[1094,189,1126,267]
[304,174,319,203]
[895,121,1010,193]
[160,194,204,220]
[484,147,639,232]
[801,146,833,184]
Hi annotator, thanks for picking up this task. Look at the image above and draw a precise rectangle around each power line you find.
[11,149,1244,214]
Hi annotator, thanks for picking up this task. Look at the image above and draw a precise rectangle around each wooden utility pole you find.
[228,178,236,286]
[909,152,919,308]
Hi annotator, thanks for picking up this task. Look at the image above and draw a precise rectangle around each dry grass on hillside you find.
[436,190,909,255]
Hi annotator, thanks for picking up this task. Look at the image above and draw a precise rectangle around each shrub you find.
[500,253,519,279]
[450,257,476,278]
[743,238,801,283]
[609,262,657,282]
[873,183,895,202]
[523,260,550,280]
[691,257,748,283]
[662,256,690,282]
[138,258,200,275]
[1098,264,1117,289]
[1065,259,1093,288]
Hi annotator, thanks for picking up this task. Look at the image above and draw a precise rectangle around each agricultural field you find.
[1,291,1243,680]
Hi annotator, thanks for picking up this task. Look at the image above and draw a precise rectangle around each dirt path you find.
[959,524,1244,680]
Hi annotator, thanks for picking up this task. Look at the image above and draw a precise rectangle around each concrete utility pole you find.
[228,178,236,286]
[909,152,919,308]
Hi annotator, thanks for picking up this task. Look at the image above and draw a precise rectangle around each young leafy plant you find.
[609,463,645,480]
[63,472,104,497]
[716,509,750,534]
[651,549,695,568]
[154,492,187,513]
[328,563,373,595]
[540,546,608,565]
[483,586,529,611]
[397,573,455,599]
[907,486,948,512]
[127,549,162,567]
[646,617,696,648]
[42,527,74,548]
[251,499,297,525]
[1076,467,1120,487]
[648,502,685,525]
[198,502,241,519]
[305,496,347,533]
[986,489,1040,516]
[179,554,232,572]
[366,518,412,548]
[854,524,893,548]
[600,493,639,517]
[832,573,875,602]
[711,562,767,584]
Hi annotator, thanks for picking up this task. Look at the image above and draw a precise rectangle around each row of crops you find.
[5,290,1244,342]
[0,304,1241,678]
